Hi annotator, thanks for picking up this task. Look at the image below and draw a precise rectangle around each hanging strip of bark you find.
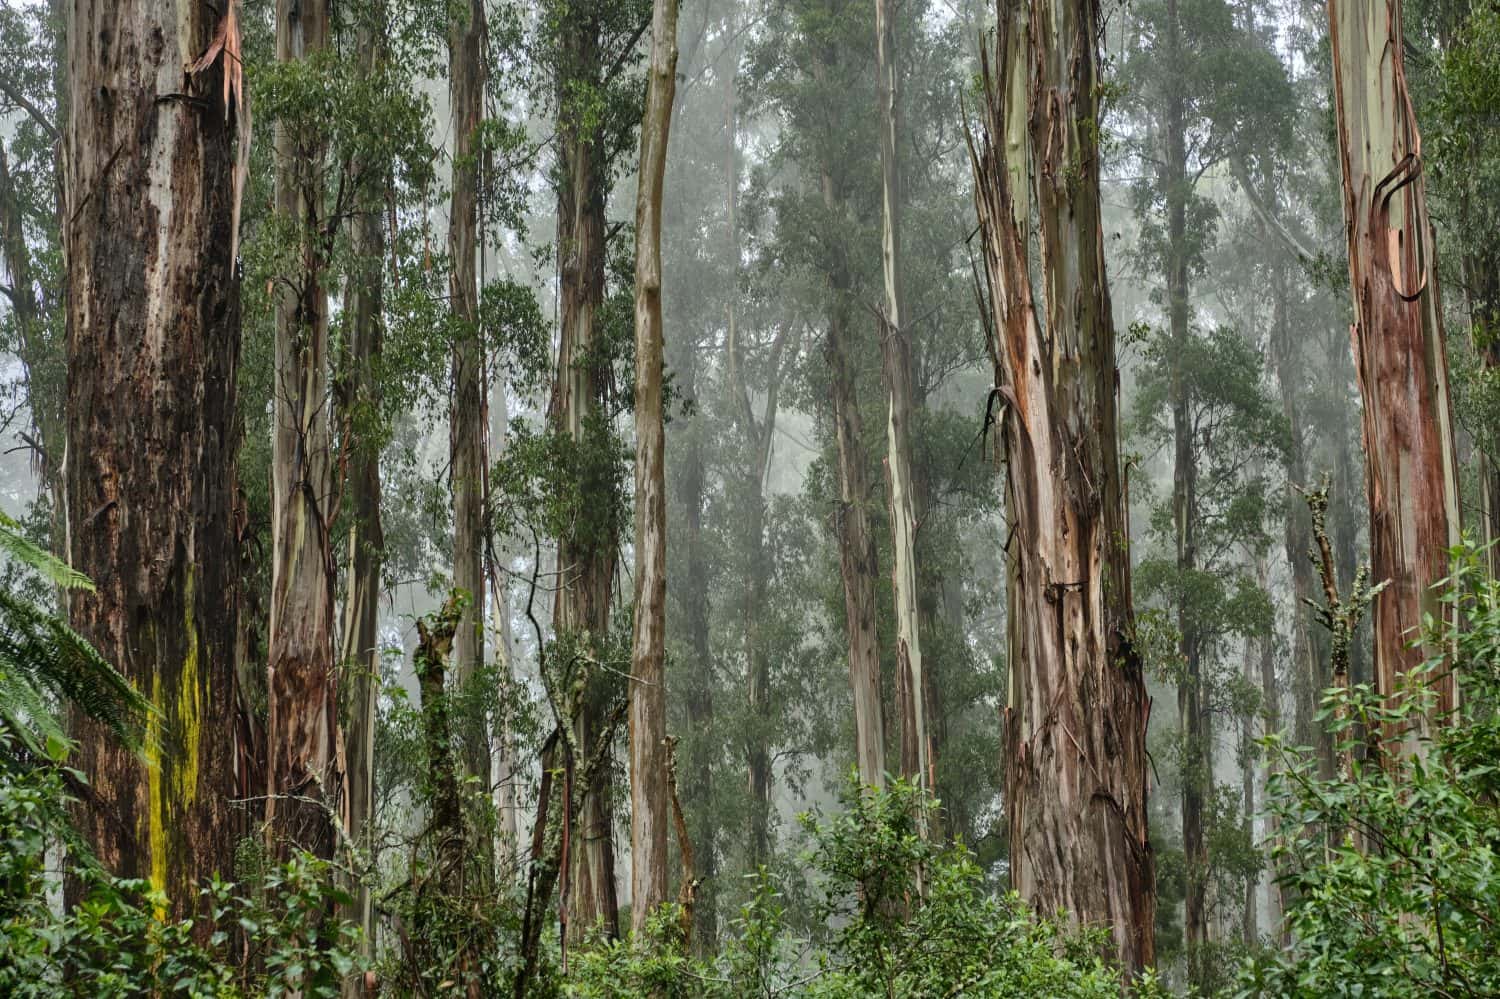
[1326,0,1462,750]
[63,0,244,925]
[965,0,1155,971]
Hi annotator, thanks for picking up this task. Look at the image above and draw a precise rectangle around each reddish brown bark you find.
[62,0,244,916]
[1327,0,1462,744]
[968,0,1154,971]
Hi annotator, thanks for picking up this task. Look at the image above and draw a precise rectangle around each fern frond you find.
[0,513,92,592]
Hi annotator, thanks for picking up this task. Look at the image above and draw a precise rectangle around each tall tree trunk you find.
[629,0,678,935]
[552,5,620,942]
[814,39,885,789]
[0,142,65,532]
[676,342,717,947]
[967,0,1155,972]
[874,0,929,808]
[1327,0,1463,746]
[1254,554,1283,938]
[1240,630,1257,945]
[338,1,388,959]
[449,0,490,793]
[269,0,342,859]
[1159,0,1208,961]
[721,36,774,867]
[62,0,243,916]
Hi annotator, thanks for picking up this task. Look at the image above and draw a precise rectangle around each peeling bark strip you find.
[63,0,243,918]
[874,0,930,818]
[966,0,1155,972]
[338,1,389,954]
[1327,0,1462,745]
[629,0,678,937]
[268,0,342,859]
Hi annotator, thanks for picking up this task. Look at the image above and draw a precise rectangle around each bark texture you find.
[551,3,620,941]
[874,0,929,805]
[967,0,1154,971]
[269,0,342,859]
[449,0,490,789]
[1327,0,1463,742]
[62,0,243,916]
[815,35,885,788]
[628,0,679,934]
[337,2,388,956]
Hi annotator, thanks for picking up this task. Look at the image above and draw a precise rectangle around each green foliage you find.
[0,754,362,997]
[1241,543,1500,997]
[566,778,1163,998]
[0,513,148,770]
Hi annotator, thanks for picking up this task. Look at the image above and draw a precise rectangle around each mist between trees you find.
[0,0,1497,995]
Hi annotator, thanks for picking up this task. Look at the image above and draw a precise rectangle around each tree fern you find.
[0,514,148,769]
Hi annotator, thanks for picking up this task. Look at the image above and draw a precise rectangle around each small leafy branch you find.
[1300,477,1384,781]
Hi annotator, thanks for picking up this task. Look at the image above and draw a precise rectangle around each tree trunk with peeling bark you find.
[967,0,1155,972]
[552,4,620,943]
[269,0,342,859]
[874,0,928,811]
[629,0,677,936]
[449,0,490,794]
[812,44,886,791]
[62,0,243,917]
[337,3,388,960]
[1327,0,1463,745]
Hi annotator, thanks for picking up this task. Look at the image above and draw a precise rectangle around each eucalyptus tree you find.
[1327,0,1463,743]
[61,0,245,915]
[448,0,489,790]
[0,2,63,542]
[968,0,1154,973]
[1119,0,1293,961]
[628,0,679,935]
[536,0,649,944]
[874,0,928,806]
[266,0,343,858]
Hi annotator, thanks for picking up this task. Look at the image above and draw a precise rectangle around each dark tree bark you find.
[62,0,244,917]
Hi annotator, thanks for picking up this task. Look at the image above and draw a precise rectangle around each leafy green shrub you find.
[1239,543,1500,997]
[567,777,1163,998]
